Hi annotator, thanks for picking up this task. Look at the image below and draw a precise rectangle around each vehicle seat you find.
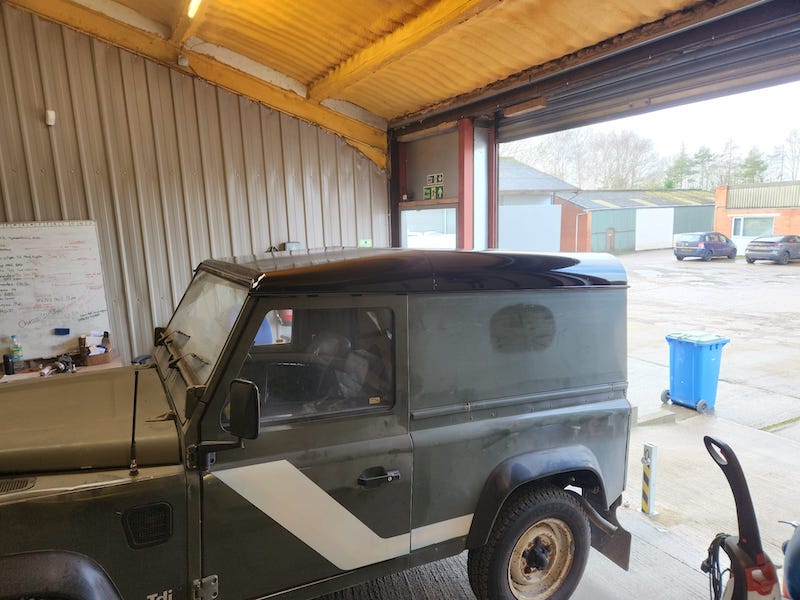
[336,349,386,400]
[305,333,351,366]
[305,333,351,398]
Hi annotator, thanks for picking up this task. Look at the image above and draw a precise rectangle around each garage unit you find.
[2,0,800,362]
[2,2,800,599]
[556,189,715,252]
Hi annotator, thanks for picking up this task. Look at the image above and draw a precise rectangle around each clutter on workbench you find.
[79,331,113,366]
[39,354,77,376]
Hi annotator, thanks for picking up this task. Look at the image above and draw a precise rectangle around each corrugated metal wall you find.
[726,181,800,209]
[0,4,389,361]
[590,209,635,252]
[673,205,714,233]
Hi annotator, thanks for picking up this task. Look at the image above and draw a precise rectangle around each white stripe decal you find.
[410,514,473,551]
[213,460,473,571]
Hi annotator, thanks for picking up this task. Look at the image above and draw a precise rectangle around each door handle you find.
[357,467,401,488]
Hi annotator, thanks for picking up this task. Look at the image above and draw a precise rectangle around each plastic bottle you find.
[10,334,22,360]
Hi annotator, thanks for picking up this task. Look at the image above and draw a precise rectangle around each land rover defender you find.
[0,248,632,600]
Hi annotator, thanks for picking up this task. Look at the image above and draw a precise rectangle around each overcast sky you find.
[589,80,800,157]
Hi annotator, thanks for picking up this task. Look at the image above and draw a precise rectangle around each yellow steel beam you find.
[186,52,387,167]
[169,0,208,45]
[5,0,387,168]
[7,0,178,62]
[308,0,499,102]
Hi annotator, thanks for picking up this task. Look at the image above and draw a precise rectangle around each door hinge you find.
[191,574,219,600]
[186,440,242,471]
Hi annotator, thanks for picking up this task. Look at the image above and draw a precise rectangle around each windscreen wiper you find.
[168,352,210,369]
[157,328,191,346]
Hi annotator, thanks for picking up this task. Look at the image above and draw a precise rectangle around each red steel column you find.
[457,118,474,250]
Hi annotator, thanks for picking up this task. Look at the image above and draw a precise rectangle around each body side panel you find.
[0,466,188,600]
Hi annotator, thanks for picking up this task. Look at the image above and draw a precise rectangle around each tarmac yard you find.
[319,249,800,600]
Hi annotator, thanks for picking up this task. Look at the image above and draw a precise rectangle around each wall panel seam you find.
[170,70,198,270]
[6,6,40,220]
[92,39,136,360]
[146,62,178,306]
[122,52,158,338]
[32,17,67,220]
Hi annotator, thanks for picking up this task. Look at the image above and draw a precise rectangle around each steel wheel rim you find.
[507,517,574,600]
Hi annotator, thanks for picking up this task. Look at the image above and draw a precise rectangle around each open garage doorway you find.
[497,80,800,253]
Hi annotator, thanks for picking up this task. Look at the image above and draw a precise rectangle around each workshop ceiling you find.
[6,0,769,168]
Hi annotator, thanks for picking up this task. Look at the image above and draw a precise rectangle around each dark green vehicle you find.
[0,248,632,600]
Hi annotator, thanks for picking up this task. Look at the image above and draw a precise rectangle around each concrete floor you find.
[318,249,800,600]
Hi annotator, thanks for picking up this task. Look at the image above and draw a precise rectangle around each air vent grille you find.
[0,478,35,495]
[122,502,173,548]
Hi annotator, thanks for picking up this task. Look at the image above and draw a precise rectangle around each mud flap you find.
[582,494,631,571]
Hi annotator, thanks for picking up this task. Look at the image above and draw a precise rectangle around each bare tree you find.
[501,128,660,189]
[766,131,800,181]
[784,129,800,181]
[595,131,659,188]
[768,144,786,181]
[709,138,740,187]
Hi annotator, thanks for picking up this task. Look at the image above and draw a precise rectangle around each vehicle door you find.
[707,233,722,255]
[201,296,411,598]
[721,234,736,255]
[722,234,732,251]
[787,235,800,258]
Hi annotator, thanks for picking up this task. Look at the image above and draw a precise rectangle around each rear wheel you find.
[675,255,684,261]
[468,485,590,600]
[701,250,712,262]
[778,251,790,265]
[746,257,755,264]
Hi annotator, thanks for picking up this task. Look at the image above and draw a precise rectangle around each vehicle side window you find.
[409,291,625,404]
[237,306,394,424]
[253,309,293,345]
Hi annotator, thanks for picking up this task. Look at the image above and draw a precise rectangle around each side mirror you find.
[228,379,260,440]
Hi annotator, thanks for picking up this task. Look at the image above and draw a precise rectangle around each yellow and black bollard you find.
[641,442,658,515]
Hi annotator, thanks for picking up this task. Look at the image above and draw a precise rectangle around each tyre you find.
[728,251,736,260]
[696,400,708,413]
[660,389,671,404]
[746,258,755,264]
[676,255,684,261]
[468,485,590,600]
[778,251,790,265]
[701,251,712,262]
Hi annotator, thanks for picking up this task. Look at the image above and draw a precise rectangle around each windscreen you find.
[160,270,248,386]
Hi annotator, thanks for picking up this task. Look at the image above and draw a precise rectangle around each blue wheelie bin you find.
[661,332,730,412]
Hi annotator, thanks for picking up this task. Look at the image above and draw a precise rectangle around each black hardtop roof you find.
[200,248,627,294]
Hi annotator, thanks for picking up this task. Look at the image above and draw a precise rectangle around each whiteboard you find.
[0,221,110,360]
